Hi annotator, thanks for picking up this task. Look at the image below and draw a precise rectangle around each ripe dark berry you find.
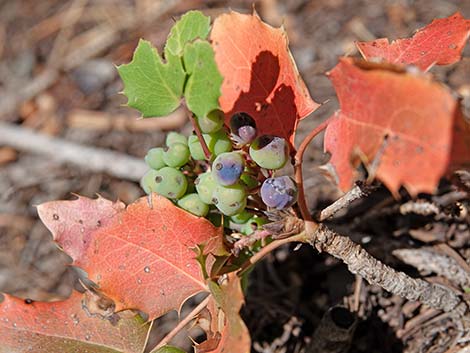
[230,112,257,144]
[260,176,298,209]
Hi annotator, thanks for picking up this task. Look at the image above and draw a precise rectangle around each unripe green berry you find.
[140,169,159,194]
[241,216,268,235]
[195,172,217,204]
[249,135,289,170]
[163,143,190,168]
[230,210,252,224]
[188,135,206,160]
[145,148,166,170]
[197,109,225,134]
[166,132,187,146]
[177,193,209,217]
[154,167,187,199]
[212,183,247,216]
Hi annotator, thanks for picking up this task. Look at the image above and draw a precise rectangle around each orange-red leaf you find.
[37,194,224,320]
[0,291,148,353]
[211,11,318,147]
[324,58,462,195]
[451,109,470,169]
[196,275,250,353]
[356,13,470,71]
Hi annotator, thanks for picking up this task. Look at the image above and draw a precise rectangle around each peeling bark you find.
[304,224,467,316]
[318,183,377,221]
[393,247,470,289]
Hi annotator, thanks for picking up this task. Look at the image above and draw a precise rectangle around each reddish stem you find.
[238,233,305,277]
[154,295,210,350]
[188,112,211,160]
[294,118,331,221]
[181,100,211,160]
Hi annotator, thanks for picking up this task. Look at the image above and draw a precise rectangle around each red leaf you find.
[37,194,224,320]
[196,275,250,353]
[451,110,470,169]
[0,291,148,353]
[356,13,470,71]
[324,58,461,195]
[211,11,319,147]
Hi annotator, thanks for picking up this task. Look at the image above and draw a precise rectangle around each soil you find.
[0,1,469,352]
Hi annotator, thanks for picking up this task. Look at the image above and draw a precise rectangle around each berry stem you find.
[294,118,331,221]
[153,295,211,350]
[182,100,212,160]
[237,232,305,277]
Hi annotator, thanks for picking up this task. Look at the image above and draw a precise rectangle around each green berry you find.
[154,167,187,199]
[166,132,187,146]
[230,210,252,224]
[249,135,289,170]
[195,172,217,204]
[240,173,259,189]
[197,109,225,134]
[163,143,190,168]
[241,216,268,235]
[188,135,206,160]
[140,169,159,194]
[207,130,232,156]
[188,131,233,160]
[212,183,247,216]
[177,193,209,217]
[145,148,166,170]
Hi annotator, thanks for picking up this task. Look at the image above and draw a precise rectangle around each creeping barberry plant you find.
[1,9,470,353]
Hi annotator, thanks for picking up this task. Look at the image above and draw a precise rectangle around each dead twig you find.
[393,247,470,290]
[319,183,376,221]
[399,199,439,216]
[0,121,147,181]
[304,224,467,316]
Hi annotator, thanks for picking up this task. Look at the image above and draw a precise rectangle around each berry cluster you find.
[141,110,298,230]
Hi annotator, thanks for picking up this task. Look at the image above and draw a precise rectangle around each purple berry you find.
[260,176,298,209]
[230,112,257,144]
[238,125,257,144]
[212,152,245,186]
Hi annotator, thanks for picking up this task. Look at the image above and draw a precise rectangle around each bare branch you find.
[0,121,147,181]
[304,224,467,315]
[319,183,376,221]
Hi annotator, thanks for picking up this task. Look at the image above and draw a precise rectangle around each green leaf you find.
[183,40,223,119]
[150,345,186,353]
[165,11,211,57]
[117,39,185,117]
